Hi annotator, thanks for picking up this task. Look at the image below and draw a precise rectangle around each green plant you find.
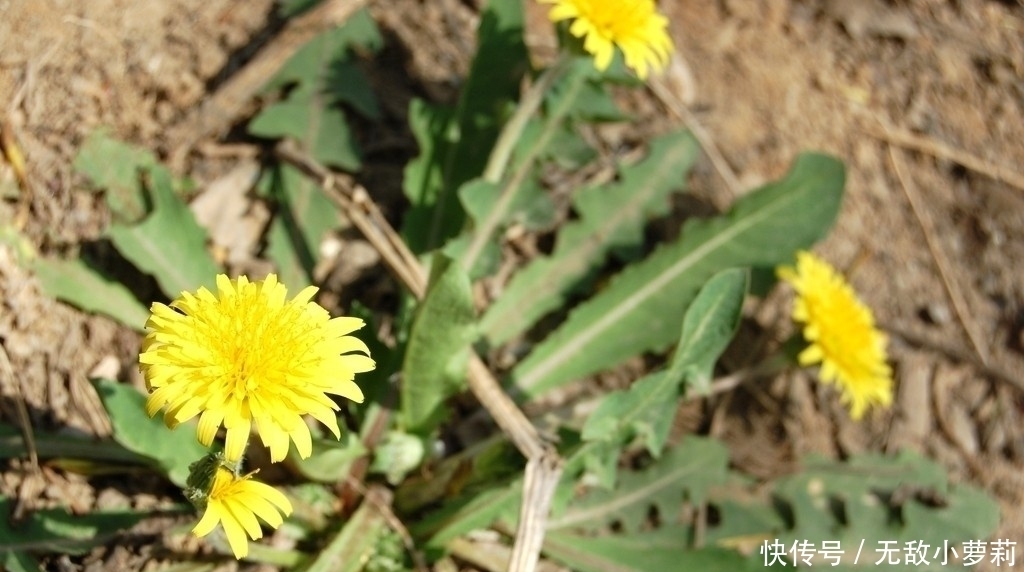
[8,0,1000,569]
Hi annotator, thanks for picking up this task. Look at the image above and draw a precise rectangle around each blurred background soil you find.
[1,0,1023,569]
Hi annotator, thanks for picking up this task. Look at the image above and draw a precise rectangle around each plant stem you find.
[462,56,577,272]
[700,352,792,399]
[481,55,571,185]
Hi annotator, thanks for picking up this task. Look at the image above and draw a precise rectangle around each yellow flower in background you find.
[777,251,893,420]
[140,274,375,462]
[192,467,293,560]
[541,0,674,80]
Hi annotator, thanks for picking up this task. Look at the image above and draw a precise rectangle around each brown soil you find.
[2,0,1023,570]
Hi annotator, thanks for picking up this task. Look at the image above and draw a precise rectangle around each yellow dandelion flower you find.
[192,467,293,560]
[140,274,375,462]
[541,0,674,80]
[777,251,893,420]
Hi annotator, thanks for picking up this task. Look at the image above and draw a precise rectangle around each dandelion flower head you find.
[192,466,293,559]
[541,0,674,80]
[140,274,375,462]
[777,251,892,420]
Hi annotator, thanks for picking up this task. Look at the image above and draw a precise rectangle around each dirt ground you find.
[1,0,1023,570]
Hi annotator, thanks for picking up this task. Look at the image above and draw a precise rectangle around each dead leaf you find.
[189,160,265,266]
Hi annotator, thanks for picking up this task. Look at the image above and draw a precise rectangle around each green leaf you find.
[368,431,428,486]
[107,167,219,297]
[512,153,845,396]
[0,496,145,554]
[401,0,528,252]
[261,164,340,288]
[73,130,161,222]
[400,257,476,434]
[417,483,522,549]
[444,176,555,278]
[249,87,361,171]
[544,527,748,572]
[669,268,748,395]
[94,379,208,487]
[402,98,457,252]
[250,9,381,171]
[395,436,523,514]
[1,551,37,572]
[579,270,748,466]
[775,451,999,549]
[325,59,380,120]
[289,434,367,483]
[550,437,728,534]
[33,257,150,330]
[580,372,677,469]
[482,131,700,346]
[0,223,35,266]
[454,60,589,276]
[0,423,150,465]
[299,490,390,572]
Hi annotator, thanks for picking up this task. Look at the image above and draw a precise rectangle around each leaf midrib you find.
[515,178,809,392]
[485,139,693,342]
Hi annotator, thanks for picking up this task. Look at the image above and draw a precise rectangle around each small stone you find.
[920,302,952,326]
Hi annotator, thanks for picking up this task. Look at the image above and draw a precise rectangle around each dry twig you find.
[866,120,1024,193]
[887,146,990,366]
[649,76,742,204]
[275,140,563,572]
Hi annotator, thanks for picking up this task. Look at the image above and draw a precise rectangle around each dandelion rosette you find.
[192,466,293,559]
[777,251,893,419]
[541,0,674,80]
[140,274,375,462]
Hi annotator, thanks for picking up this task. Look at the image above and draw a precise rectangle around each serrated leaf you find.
[261,164,340,288]
[251,10,381,171]
[249,86,361,171]
[265,8,381,87]
[325,59,380,120]
[401,0,528,252]
[549,437,728,534]
[74,130,161,222]
[579,269,747,465]
[670,268,748,394]
[94,379,208,487]
[581,372,676,463]
[482,130,700,346]
[776,451,998,549]
[33,257,150,330]
[107,168,219,297]
[544,526,748,572]
[400,257,477,434]
[0,496,145,554]
[512,153,845,396]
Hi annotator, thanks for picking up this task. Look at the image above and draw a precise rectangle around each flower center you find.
[201,291,316,402]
